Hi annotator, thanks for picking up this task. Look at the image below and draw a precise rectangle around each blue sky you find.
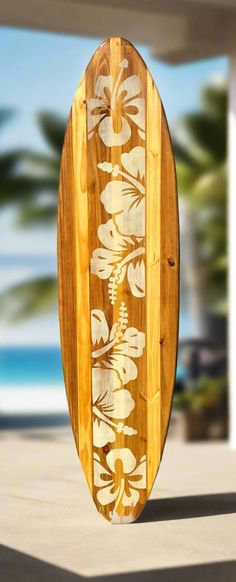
[1,28,228,151]
[0,27,228,345]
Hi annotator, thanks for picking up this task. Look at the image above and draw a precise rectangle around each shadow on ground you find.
[1,545,236,582]
[138,492,236,523]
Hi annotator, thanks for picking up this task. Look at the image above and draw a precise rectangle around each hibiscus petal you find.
[118,75,142,101]
[115,201,145,238]
[122,487,140,508]
[105,388,135,420]
[93,418,116,448]
[101,180,135,215]
[92,368,121,406]
[105,354,138,385]
[91,309,109,346]
[93,454,112,487]
[98,219,133,251]
[116,327,145,358]
[97,483,117,506]
[125,98,145,132]
[127,260,145,298]
[106,448,136,474]
[94,75,113,98]
[99,115,131,147]
[87,98,107,133]
[121,146,145,180]
[101,178,144,237]
[129,458,146,489]
[90,248,121,280]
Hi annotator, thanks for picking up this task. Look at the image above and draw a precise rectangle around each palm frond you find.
[183,113,226,161]
[37,112,65,156]
[202,82,227,119]
[16,150,60,176]
[0,175,59,205]
[17,202,57,226]
[0,276,57,322]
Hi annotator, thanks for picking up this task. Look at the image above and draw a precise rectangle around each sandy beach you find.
[1,426,236,581]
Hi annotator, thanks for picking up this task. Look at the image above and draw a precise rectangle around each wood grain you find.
[146,72,162,496]
[58,37,179,523]
[58,78,93,492]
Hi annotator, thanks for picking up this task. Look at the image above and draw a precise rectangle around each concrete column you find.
[229,50,236,448]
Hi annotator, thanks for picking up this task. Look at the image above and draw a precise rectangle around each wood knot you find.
[159,337,165,346]
[168,256,175,267]
[79,97,86,108]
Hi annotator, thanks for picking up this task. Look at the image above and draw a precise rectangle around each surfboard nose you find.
[58,37,179,523]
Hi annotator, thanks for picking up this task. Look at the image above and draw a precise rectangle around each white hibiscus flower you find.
[94,449,146,513]
[99,146,145,238]
[92,368,136,447]
[87,59,145,147]
[91,304,145,447]
[90,218,145,303]
[91,146,146,303]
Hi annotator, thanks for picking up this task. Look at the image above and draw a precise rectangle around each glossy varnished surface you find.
[58,38,179,523]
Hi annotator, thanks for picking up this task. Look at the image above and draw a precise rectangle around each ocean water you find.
[0,347,64,386]
[0,345,186,387]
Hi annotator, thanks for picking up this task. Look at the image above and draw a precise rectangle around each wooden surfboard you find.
[58,38,179,524]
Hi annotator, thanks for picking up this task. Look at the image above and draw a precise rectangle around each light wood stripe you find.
[72,79,92,492]
[58,115,79,448]
[146,73,162,495]
[160,113,179,449]
[58,78,93,492]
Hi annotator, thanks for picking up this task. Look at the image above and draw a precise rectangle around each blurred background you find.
[0,22,228,441]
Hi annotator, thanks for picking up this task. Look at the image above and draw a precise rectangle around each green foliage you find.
[174,375,227,412]
[0,112,64,215]
[37,112,66,155]
[0,109,65,320]
[173,80,227,315]
[0,81,228,320]
[0,277,57,321]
